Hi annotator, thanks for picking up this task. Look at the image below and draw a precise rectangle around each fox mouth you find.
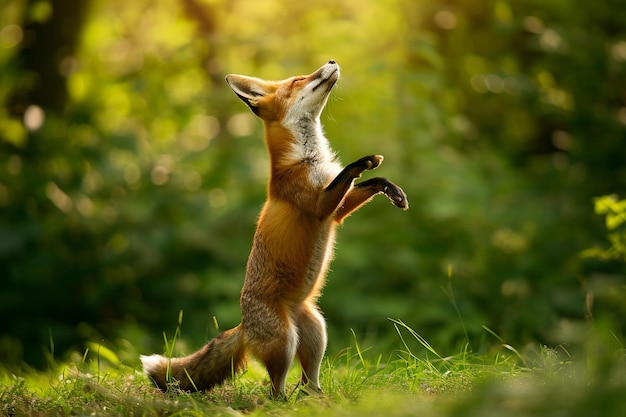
[312,66,339,92]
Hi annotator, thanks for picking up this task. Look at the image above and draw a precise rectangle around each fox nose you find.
[328,60,336,65]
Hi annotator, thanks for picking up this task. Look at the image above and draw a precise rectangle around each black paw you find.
[384,183,409,210]
[360,154,384,170]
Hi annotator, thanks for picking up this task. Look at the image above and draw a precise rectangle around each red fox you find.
[141,60,408,398]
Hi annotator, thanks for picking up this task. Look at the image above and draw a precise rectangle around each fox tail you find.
[140,324,247,391]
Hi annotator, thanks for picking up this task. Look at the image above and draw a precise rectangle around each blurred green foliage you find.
[1,0,625,367]
[584,195,626,261]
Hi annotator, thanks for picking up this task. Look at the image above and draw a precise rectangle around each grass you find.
[1,320,625,417]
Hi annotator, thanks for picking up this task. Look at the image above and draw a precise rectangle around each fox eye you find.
[291,78,304,85]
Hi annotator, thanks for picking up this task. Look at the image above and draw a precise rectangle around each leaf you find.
[594,194,617,215]
[86,342,120,366]
[607,213,625,230]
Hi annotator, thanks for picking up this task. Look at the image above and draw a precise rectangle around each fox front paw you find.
[384,183,409,210]
[361,154,384,170]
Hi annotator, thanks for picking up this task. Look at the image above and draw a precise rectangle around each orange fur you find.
[141,61,408,398]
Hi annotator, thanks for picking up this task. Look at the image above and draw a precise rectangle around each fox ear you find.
[225,74,267,116]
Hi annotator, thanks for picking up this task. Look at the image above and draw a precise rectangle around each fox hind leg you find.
[244,310,298,398]
[296,303,327,393]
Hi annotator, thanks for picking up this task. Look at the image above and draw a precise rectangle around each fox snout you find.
[324,60,339,75]
[316,60,340,87]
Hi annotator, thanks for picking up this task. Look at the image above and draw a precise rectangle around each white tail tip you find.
[140,354,166,375]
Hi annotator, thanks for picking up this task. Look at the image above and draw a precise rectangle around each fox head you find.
[225,60,340,124]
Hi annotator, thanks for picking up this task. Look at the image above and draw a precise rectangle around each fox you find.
[140,60,408,398]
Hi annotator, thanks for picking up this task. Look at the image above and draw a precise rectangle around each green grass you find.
[2,321,625,417]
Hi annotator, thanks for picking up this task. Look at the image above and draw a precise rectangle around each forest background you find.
[1,0,625,370]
